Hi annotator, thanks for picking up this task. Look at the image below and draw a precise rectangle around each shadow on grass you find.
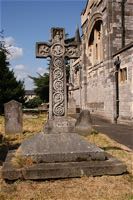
[0,134,20,164]
[102,146,126,151]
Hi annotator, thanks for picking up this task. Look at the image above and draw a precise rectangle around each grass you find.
[0,114,133,200]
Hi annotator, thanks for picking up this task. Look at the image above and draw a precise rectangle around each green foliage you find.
[128,196,133,200]
[29,73,49,103]
[0,48,25,114]
[25,96,43,108]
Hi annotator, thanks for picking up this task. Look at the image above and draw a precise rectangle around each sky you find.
[1,0,86,90]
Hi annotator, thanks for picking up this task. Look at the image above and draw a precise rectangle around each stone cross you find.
[36,27,80,119]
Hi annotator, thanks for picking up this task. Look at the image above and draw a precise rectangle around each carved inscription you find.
[56,121,69,127]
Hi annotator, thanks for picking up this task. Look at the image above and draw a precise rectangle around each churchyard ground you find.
[0,114,132,200]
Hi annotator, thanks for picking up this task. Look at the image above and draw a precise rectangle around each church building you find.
[69,0,133,124]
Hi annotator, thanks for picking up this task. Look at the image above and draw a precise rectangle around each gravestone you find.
[2,28,126,180]
[75,110,92,136]
[67,95,77,118]
[4,100,22,134]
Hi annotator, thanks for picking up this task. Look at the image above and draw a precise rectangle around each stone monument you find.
[2,28,126,180]
[36,27,79,133]
[4,100,22,134]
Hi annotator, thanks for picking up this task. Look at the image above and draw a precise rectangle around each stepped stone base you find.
[2,151,126,180]
[2,133,126,180]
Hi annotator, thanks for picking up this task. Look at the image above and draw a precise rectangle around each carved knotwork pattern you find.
[38,44,50,56]
[51,43,65,57]
[65,46,79,58]
[53,68,63,80]
[53,58,64,116]
[53,29,63,42]
[54,57,64,68]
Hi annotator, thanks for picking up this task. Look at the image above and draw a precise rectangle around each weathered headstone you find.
[67,95,77,118]
[75,109,92,136]
[4,100,23,134]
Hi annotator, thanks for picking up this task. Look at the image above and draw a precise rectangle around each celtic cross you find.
[36,28,80,119]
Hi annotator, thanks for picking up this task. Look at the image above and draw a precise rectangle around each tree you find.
[25,96,43,108]
[0,43,25,114]
[29,72,49,103]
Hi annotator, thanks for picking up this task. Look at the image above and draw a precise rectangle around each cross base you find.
[44,116,76,134]
[2,133,126,180]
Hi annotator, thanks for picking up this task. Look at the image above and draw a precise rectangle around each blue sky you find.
[1,0,86,89]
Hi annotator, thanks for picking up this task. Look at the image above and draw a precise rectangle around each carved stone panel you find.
[51,43,65,57]
[52,57,65,116]
[36,42,51,58]
[65,45,80,59]
[51,28,64,43]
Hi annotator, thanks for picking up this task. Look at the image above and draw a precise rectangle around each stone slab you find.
[2,150,127,180]
[16,133,106,163]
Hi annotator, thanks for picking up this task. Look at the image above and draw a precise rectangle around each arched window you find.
[88,20,103,65]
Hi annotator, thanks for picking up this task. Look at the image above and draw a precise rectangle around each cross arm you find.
[65,42,80,59]
[36,42,51,58]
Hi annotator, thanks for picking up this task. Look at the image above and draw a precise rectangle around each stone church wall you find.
[71,0,133,124]
[80,0,117,122]
[113,43,133,124]
[85,61,115,121]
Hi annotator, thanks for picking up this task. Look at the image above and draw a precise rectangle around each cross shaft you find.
[36,27,80,118]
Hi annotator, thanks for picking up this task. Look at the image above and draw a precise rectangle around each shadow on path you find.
[92,115,133,150]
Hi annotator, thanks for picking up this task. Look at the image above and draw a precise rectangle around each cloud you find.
[4,37,15,45]
[24,78,34,90]
[37,67,48,75]
[14,64,27,80]
[4,36,23,60]
[7,46,23,60]
[14,64,25,70]
[13,64,34,89]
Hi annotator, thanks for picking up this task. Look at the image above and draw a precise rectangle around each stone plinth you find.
[16,133,106,162]
[2,133,126,180]
[44,117,76,134]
